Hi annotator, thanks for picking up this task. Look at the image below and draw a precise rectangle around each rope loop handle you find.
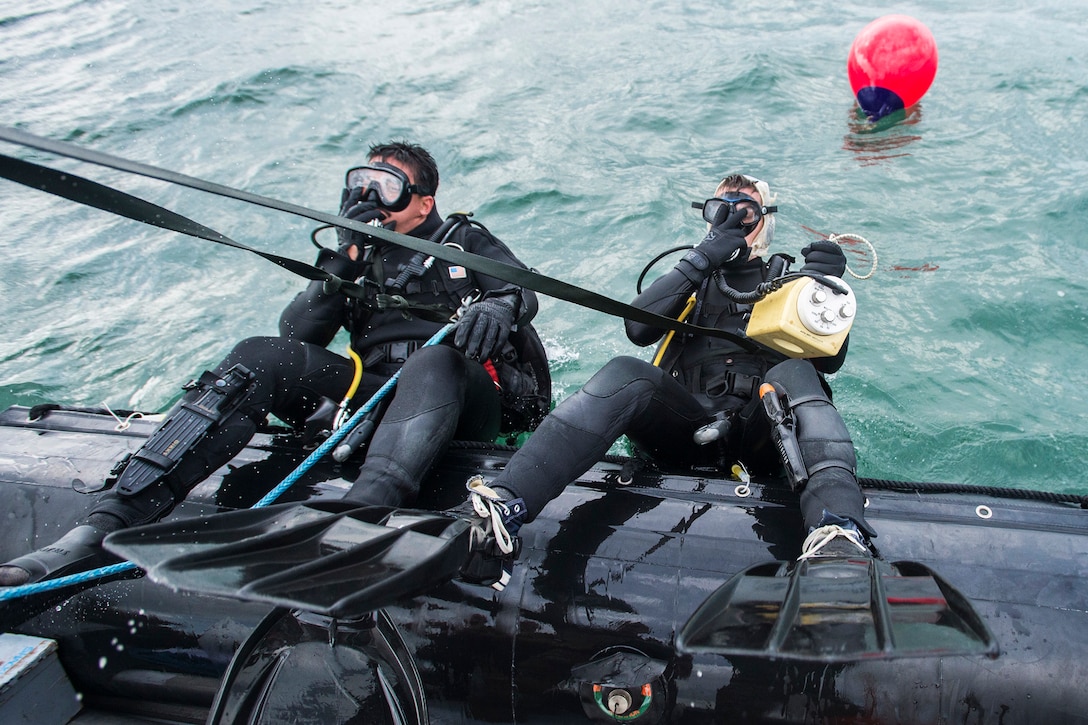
[828,233,878,280]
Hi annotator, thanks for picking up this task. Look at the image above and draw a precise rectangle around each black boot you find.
[0,513,125,586]
[458,476,526,591]
[798,514,872,561]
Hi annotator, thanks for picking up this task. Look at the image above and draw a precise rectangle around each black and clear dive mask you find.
[344,162,429,212]
[691,193,777,235]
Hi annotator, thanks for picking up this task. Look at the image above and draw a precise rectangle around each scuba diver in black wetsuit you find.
[462,174,874,591]
[0,141,550,587]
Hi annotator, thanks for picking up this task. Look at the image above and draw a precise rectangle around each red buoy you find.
[848,15,938,121]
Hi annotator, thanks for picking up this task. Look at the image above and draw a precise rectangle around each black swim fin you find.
[676,555,998,662]
[104,501,471,618]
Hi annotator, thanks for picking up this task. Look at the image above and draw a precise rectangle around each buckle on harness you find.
[379,341,419,364]
[705,371,761,399]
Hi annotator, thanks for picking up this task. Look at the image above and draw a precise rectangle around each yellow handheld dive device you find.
[745,276,856,358]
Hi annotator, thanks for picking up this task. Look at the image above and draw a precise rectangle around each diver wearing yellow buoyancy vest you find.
[460,174,873,591]
[0,141,550,587]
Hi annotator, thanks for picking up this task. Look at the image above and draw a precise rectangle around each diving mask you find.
[345,162,431,212]
[692,193,778,236]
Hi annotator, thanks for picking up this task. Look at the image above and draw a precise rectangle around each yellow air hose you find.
[335,345,365,429]
[652,295,697,367]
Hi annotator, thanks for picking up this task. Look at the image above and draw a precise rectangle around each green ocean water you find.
[1,0,1086,493]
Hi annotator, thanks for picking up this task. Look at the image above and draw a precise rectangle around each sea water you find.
[1,0,1086,493]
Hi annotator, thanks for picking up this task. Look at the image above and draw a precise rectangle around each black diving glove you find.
[454,297,517,361]
[336,186,386,251]
[675,208,750,283]
[801,240,847,278]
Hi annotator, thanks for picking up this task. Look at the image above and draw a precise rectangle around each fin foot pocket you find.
[677,556,998,662]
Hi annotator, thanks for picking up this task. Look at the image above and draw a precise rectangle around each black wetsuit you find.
[92,208,546,525]
[489,255,872,536]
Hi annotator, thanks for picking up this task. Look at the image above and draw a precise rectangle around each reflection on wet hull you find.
[2,407,1087,723]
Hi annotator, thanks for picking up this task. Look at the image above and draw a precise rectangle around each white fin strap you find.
[798,524,867,560]
[467,476,515,554]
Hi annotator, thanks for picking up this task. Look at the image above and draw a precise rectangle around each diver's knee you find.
[222,336,282,365]
[399,344,464,381]
[764,358,828,401]
[582,356,659,398]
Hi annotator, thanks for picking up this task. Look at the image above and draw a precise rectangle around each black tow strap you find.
[0,126,757,350]
[0,152,371,300]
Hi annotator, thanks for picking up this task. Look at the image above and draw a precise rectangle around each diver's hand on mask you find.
[336,187,386,252]
[801,241,847,278]
[454,297,517,361]
[676,209,750,283]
